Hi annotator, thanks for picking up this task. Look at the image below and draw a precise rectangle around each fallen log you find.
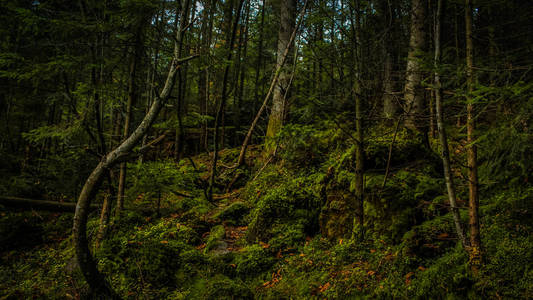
[0,196,100,212]
[0,196,181,216]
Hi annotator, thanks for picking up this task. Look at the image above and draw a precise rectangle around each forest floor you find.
[1,133,532,299]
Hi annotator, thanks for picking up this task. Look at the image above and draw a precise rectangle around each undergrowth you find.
[1,124,532,299]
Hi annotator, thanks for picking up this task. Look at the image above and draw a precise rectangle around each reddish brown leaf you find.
[319,282,331,293]
[437,233,449,239]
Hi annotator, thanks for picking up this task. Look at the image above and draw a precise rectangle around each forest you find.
[0,0,532,298]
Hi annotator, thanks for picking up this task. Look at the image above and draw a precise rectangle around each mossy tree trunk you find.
[465,0,482,270]
[350,0,365,241]
[265,0,297,154]
[379,0,397,119]
[404,0,427,130]
[235,1,308,167]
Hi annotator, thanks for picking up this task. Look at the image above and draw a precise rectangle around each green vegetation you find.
[1,0,532,298]
[2,125,532,298]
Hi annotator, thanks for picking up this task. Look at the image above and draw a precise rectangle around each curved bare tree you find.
[72,16,197,295]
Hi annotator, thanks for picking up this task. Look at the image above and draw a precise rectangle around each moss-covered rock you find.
[234,244,274,277]
[206,225,227,254]
[246,173,321,244]
[319,190,355,239]
[213,201,250,226]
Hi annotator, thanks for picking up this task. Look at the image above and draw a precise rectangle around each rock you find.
[319,191,355,239]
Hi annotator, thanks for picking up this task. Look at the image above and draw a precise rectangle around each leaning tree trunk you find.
[264,0,297,154]
[404,0,426,130]
[72,28,190,295]
[465,0,482,270]
[235,0,308,167]
[434,0,468,249]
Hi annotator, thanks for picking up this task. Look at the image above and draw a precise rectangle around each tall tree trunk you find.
[208,0,245,201]
[174,0,193,161]
[404,0,426,130]
[198,0,213,152]
[116,27,143,217]
[349,0,364,241]
[379,0,397,119]
[234,1,250,146]
[383,54,396,118]
[253,0,266,117]
[434,0,467,248]
[465,0,482,270]
[454,3,462,127]
[265,0,297,153]
[235,0,307,167]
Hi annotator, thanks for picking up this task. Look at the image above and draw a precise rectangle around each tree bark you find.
[208,0,245,201]
[234,1,250,146]
[116,28,143,217]
[382,53,396,118]
[349,0,365,241]
[235,0,307,167]
[72,25,188,295]
[434,0,468,249]
[404,0,427,130]
[0,196,100,212]
[198,0,214,152]
[174,0,193,161]
[252,0,266,119]
[465,0,482,269]
[95,172,115,248]
[265,0,297,154]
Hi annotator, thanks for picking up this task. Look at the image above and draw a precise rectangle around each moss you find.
[213,201,250,226]
[2,126,533,299]
[246,172,321,244]
[234,245,275,277]
[407,246,471,298]
[190,275,253,299]
[205,225,226,253]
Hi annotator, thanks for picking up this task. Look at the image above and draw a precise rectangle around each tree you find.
[349,0,365,240]
[378,0,399,119]
[465,0,482,269]
[71,13,196,294]
[433,0,467,248]
[404,0,427,130]
[235,0,308,167]
[265,0,298,153]
[116,20,146,217]
[208,0,245,201]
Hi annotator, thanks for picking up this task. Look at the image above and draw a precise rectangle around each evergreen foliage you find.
[1,0,532,298]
